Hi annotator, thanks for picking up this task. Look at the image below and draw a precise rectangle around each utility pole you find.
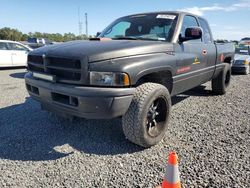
[78,7,83,36]
[85,13,88,37]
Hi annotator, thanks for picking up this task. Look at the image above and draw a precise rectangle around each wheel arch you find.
[224,56,232,64]
[134,67,174,94]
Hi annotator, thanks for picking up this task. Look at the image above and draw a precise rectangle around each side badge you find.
[193,57,200,65]
[177,66,191,74]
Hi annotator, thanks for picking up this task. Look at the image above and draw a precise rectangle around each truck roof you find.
[124,11,200,18]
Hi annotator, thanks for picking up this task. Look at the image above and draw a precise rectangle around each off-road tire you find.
[122,83,171,148]
[212,63,231,95]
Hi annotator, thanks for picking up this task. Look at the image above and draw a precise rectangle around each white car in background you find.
[0,40,32,67]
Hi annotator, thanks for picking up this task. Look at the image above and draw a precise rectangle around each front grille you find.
[28,63,44,73]
[28,55,82,83]
[49,57,81,69]
[28,55,43,65]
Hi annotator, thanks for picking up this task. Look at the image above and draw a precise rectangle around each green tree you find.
[0,27,92,42]
[21,33,29,41]
[0,27,23,41]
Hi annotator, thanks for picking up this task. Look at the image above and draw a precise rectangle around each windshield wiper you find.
[112,36,139,40]
[112,36,165,42]
[136,37,163,41]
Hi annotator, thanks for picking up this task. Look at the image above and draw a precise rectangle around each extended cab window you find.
[198,18,212,43]
[180,15,201,42]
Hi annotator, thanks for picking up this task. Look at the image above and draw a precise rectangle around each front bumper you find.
[232,65,248,73]
[25,72,135,119]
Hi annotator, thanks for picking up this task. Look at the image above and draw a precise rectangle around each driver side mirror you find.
[179,27,202,43]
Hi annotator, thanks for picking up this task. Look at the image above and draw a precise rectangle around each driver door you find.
[175,15,206,93]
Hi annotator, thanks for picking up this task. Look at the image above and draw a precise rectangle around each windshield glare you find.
[100,14,178,42]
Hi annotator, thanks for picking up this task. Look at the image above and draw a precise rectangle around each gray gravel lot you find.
[0,68,249,188]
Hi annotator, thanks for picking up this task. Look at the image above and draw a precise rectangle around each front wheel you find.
[122,83,171,148]
[212,63,231,95]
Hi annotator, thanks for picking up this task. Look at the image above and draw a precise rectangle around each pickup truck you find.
[26,38,52,49]
[25,11,235,147]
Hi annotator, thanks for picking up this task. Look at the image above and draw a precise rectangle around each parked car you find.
[0,40,32,67]
[232,46,250,74]
[25,11,235,147]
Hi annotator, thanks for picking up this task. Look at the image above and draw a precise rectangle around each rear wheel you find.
[212,63,231,95]
[122,83,171,148]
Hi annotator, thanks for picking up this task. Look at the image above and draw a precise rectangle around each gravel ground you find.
[0,68,249,188]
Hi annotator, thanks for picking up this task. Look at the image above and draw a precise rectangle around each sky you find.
[0,0,250,40]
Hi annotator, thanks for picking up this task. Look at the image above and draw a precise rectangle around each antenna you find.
[78,7,83,36]
[85,13,88,37]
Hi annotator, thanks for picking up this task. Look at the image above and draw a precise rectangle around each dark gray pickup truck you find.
[25,11,235,147]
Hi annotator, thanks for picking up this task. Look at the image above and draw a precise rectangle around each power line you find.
[78,7,83,36]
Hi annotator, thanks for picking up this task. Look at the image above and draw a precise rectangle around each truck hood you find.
[29,40,174,62]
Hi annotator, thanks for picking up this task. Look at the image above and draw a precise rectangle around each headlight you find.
[89,72,130,86]
[244,60,249,65]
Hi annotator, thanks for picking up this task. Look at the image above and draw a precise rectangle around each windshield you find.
[28,38,38,43]
[100,13,178,42]
[235,46,250,55]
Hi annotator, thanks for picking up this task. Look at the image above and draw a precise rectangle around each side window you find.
[8,43,28,51]
[198,18,212,43]
[180,15,201,42]
[104,21,131,38]
[0,42,8,50]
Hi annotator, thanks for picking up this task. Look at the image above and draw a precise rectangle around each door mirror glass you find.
[179,27,202,42]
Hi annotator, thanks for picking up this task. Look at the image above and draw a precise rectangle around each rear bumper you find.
[25,72,135,119]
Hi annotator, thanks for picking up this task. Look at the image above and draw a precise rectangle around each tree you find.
[0,27,23,41]
[0,27,91,42]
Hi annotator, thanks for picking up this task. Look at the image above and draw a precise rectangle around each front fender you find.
[89,53,177,85]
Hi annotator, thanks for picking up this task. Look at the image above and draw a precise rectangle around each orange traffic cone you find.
[161,151,181,188]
